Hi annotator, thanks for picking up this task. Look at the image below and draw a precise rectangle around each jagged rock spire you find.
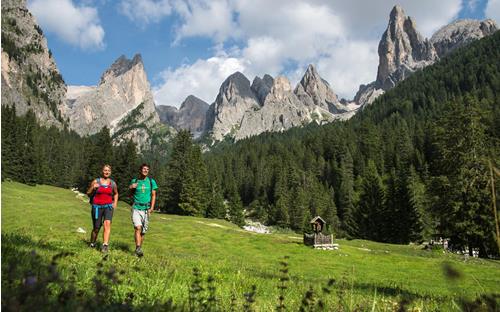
[376,5,437,90]
[100,54,144,85]
[294,64,347,113]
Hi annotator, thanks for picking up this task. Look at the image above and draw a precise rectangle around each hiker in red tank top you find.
[86,164,118,253]
[93,183,114,205]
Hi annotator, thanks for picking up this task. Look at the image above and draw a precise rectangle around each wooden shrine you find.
[303,216,335,249]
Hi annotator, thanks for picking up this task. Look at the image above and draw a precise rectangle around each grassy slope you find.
[2,182,499,310]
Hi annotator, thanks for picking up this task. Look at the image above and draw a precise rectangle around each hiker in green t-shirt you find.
[129,163,158,257]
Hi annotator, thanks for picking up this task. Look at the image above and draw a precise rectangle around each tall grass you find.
[2,182,500,310]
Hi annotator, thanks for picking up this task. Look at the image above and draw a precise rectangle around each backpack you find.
[89,178,116,204]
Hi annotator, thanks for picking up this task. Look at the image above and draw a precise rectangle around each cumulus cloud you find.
[153,55,246,107]
[241,37,285,77]
[28,0,105,50]
[119,0,172,26]
[485,0,500,23]
[401,0,462,36]
[172,0,239,43]
[152,0,464,104]
[326,0,461,38]
[317,40,379,100]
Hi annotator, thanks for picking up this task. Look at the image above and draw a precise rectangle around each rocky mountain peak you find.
[206,71,260,141]
[218,71,256,103]
[1,0,67,127]
[180,95,209,111]
[294,64,345,113]
[100,54,143,85]
[430,19,498,57]
[156,95,208,138]
[251,74,274,104]
[376,5,437,90]
[65,52,159,147]
[269,76,293,101]
[389,4,405,22]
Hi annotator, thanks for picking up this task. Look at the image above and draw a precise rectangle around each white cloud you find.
[316,40,379,99]
[241,37,284,77]
[119,0,172,26]
[486,0,500,23]
[466,0,479,11]
[324,0,461,39]
[153,55,247,107]
[153,0,464,103]
[172,0,239,43]
[28,0,105,50]
[401,0,462,37]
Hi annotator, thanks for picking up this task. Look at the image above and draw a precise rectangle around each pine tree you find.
[163,130,209,216]
[228,181,245,226]
[432,97,494,256]
[1,105,18,180]
[113,140,138,203]
[403,166,426,242]
[82,127,113,190]
[324,186,341,236]
[338,150,358,237]
[273,168,290,228]
[289,186,307,231]
[21,110,37,185]
[206,179,226,219]
[358,161,385,241]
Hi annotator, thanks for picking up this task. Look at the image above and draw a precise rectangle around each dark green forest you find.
[202,31,500,256]
[2,31,499,257]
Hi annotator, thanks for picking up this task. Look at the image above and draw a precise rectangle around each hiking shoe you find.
[135,246,144,257]
[90,242,96,248]
[101,244,109,253]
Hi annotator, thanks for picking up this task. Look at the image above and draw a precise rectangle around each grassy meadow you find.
[2,181,499,311]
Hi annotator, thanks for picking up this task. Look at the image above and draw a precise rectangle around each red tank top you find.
[93,180,114,205]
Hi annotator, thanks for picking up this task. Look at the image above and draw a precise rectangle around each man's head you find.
[139,163,150,177]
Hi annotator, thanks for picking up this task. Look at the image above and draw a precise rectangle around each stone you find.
[353,5,497,107]
[64,54,168,150]
[375,5,437,91]
[156,95,209,138]
[294,64,347,114]
[205,72,261,141]
[430,19,498,57]
[1,0,66,127]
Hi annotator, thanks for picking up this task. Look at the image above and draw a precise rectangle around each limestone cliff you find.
[1,0,66,127]
[65,54,168,150]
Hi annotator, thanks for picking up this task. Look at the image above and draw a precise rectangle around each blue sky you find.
[28,0,498,108]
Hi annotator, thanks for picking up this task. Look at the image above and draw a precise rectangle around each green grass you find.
[2,182,500,311]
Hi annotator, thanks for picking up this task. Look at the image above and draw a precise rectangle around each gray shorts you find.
[131,209,149,234]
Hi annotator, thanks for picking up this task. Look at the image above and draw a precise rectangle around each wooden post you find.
[489,160,500,254]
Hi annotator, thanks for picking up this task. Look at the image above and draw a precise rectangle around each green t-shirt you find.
[130,177,158,210]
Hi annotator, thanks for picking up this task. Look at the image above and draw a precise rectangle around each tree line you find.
[0,107,235,223]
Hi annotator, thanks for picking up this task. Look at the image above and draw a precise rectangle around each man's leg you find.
[134,226,143,247]
[134,226,144,257]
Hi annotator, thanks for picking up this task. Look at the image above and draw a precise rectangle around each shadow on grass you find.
[113,241,132,253]
[2,233,499,311]
[1,232,182,311]
[2,233,59,253]
[352,281,435,301]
